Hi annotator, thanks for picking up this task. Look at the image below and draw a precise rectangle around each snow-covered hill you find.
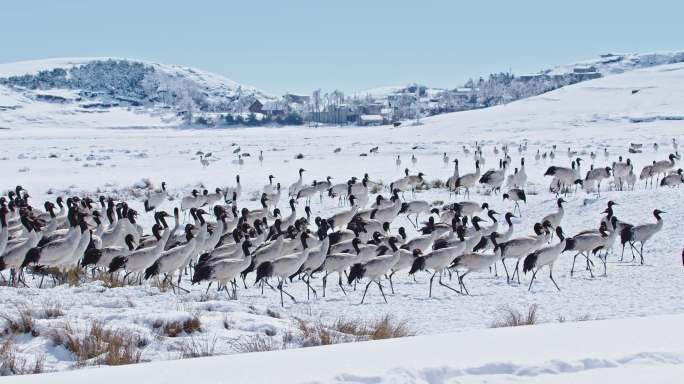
[0,58,273,129]
[549,51,684,76]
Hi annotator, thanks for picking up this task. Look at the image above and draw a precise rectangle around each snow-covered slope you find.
[0,58,272,129]
[549,51,684,76]
[10,314,684,384]
[417,62,684,140]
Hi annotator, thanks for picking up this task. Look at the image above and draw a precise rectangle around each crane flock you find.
[0,139,679,307]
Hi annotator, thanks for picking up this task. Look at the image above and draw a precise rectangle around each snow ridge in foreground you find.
[8,315,684,384]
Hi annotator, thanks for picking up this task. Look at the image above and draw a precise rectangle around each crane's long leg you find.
[439,271,463,295]
[388,271,395,294]
[501,259,511,284]
[549,268,560,291]
[377,281,388,304]
[458,272,470,296]
[428,272,436,297]
[360,281,372,304]
[338,273,347,295]
[527,269,539,291]
[570,252,580,276]
[278,279,297,306]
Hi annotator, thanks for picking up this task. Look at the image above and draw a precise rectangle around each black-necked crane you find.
[640,162,656,188]
[288,168,306,197]
[620,209,665,265]
[652,154,676,184]
[564,224,610,278]
[22,210,84,271]
[144,181,167,212]
[541,198,566,236]
[523,226,566,291]
[454,201,488,218]
[263,175,276,194]
[503,189,526,216]
[143,224,197,293]
[409,245,464,297]
[327,198,359,230]
[81,233,136,271]
[255,232,312,307]
[454,160,481,198]
[499,222,550,284]
[612,157,632,191]
[386,237,420,292]
[296,181,319,205]
[479,159,507,194]
[347,246,400,304]
[318,251,357,297]
[544,158,581,194]
[192,240,253,299]
[452,233,501,295]
[660,168,683,187]
[584,165,611,196]
[399,200,431,227]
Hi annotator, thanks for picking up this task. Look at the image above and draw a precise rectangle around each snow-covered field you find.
[8,314,684,384]
[1,63,683,379]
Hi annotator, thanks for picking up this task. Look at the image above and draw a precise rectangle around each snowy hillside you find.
[0,58,273,129]
[549,51,684,76]
[3,51,684,129]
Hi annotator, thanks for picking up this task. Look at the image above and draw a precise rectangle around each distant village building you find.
[360,103,384,115]
[518,73,545,82]
[573,66,597,73]
[261,101,288,116]
[248,100,263,114]
[571,67,601,81]
[308,106,352,124]
[358,114,384,126]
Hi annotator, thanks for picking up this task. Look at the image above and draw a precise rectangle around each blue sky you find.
[2,1,682,94]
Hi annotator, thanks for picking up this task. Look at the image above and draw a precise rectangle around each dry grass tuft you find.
[182,316,202,334]
[0,305,37,336]
[150,278,171,293]
[230,334,283,354]
[179,335,218,359]
[91,272,125,288]
[0,338,45,376]
[265,309,281,319]
[40,303,65,319]
[491,304,538,328]
[33,267,84,286]
[49,321,144,367]
[155,314,202,338]
[334,315,413,340]
[294,315,413,347]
